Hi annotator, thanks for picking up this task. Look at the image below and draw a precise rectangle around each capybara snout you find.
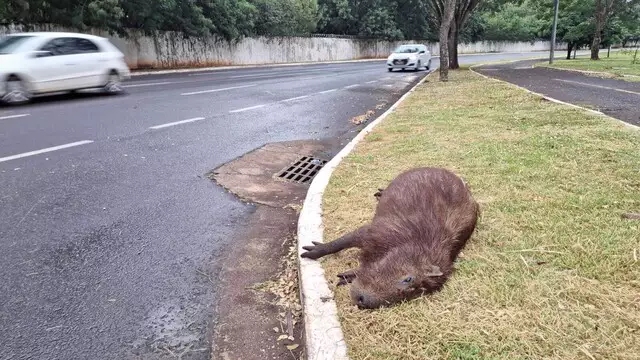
[300,167,480,309]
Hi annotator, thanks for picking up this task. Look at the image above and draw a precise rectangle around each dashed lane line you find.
[553,78,640,96]
[149,117,205,130]
[0,140,94,163]
[0,114,30,120]
[180,84,257,96]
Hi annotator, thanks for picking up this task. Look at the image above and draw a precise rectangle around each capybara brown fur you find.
[301,167,480,309]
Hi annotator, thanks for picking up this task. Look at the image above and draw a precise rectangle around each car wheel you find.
[102,71,123,95]
[416,61,421,72]
[426,59,432,70]
[388,68,393,72]
[2,76,32,105]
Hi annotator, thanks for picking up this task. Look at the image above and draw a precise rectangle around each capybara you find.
[301,167,480,309]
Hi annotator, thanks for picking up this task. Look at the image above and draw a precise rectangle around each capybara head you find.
[349,247,447,309]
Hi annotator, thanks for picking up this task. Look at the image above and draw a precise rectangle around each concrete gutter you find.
[296,70,433,360]
[469,62,639,132]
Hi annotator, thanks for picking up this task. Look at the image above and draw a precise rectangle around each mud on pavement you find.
[207,139,344,360]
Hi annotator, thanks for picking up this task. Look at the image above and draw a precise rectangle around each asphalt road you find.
[475,59,640,127]
[0,51,570,360]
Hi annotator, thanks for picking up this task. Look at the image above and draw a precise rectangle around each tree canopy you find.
[0,0,638,48]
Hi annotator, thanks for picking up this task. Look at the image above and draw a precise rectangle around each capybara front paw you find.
[300,241,327,260]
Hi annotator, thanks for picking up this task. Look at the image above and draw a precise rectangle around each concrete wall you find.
[1,24,567,70]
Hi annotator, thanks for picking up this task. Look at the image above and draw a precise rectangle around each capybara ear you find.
[425,265,443,277]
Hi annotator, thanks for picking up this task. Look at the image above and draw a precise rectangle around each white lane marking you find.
[344,84,360,89]
[319,89,338,94]
[553,79,640,95]
[0,114,30,120]
[149,117,205,130]
[0,140,94,163]
[180,84,257,96]
[366,80,378,84]
[280,95,309,102]
[123,81,175,88]
[229,104,266,113]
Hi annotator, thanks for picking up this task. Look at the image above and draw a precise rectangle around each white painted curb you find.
[129,50,564,77]
[130,58,385,76]
[468,64,639,131]
[296,70,433,360]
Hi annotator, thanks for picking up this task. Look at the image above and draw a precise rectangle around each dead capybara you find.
[301,167,480,309]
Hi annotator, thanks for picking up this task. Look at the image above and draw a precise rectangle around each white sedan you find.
[386,44,432,72]
[0,31,131,105]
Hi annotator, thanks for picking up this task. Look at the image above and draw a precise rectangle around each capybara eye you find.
[402,276,413,283]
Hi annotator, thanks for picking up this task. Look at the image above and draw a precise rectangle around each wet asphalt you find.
[0,51,572,359]
[475,59,640,127]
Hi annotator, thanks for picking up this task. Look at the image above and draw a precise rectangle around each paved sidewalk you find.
[475,59,640,127]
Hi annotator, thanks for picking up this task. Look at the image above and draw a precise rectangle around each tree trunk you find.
[448,20,459,69]
[591,0,607,60]
[439,0,456,81]
[567,43,573,60]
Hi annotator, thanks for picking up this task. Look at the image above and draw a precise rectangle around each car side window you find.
[40,38,78,56]
[74,38,100,53]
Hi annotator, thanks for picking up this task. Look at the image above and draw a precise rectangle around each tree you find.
[590,0,625,59]
[425,0,483,69]
[439,0,456,81]
[448,0,482,69]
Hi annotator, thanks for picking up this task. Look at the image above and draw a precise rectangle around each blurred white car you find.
[0,32,130,105]
[386,44,432,72]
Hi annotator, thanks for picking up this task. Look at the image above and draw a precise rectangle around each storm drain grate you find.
[276,156,328,184]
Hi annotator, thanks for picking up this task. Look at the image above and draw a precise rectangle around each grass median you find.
[320,69,640,359]
[537,50,640,80]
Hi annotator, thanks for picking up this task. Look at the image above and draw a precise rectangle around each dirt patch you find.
[209,139,343,360]
[211,206,304,360]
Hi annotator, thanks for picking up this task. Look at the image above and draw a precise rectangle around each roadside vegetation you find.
[320,69,640,359]
[1,0,638,65]
[538,50,640,79]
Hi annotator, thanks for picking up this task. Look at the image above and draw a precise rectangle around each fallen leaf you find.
[286,344,299,350]
[277,334,289,341]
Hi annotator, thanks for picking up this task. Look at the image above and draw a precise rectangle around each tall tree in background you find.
[449,0,482,69]
[439,0,456,81]
[426,0,483,70]
[590,0,622,59]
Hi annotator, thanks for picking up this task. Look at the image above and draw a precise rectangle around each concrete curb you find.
[129,58,385,76]
[532,64,634,79]
[296,70,433,360]
[469,64,640,131]
[129,51,562,77]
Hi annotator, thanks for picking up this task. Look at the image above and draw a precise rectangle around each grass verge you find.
[320,69,640,359]
[536,50,640,80]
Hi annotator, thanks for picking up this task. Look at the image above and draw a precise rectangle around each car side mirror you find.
[32,50,53,58]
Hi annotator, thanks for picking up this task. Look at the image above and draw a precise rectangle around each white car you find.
[386,44,432,72]
[0,32,130,105]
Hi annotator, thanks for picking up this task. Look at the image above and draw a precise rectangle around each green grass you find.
[319,70,640,360]
[537,50,640,80]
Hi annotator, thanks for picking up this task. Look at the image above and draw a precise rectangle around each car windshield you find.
[0,35,34,54]
[393,45,420,54]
